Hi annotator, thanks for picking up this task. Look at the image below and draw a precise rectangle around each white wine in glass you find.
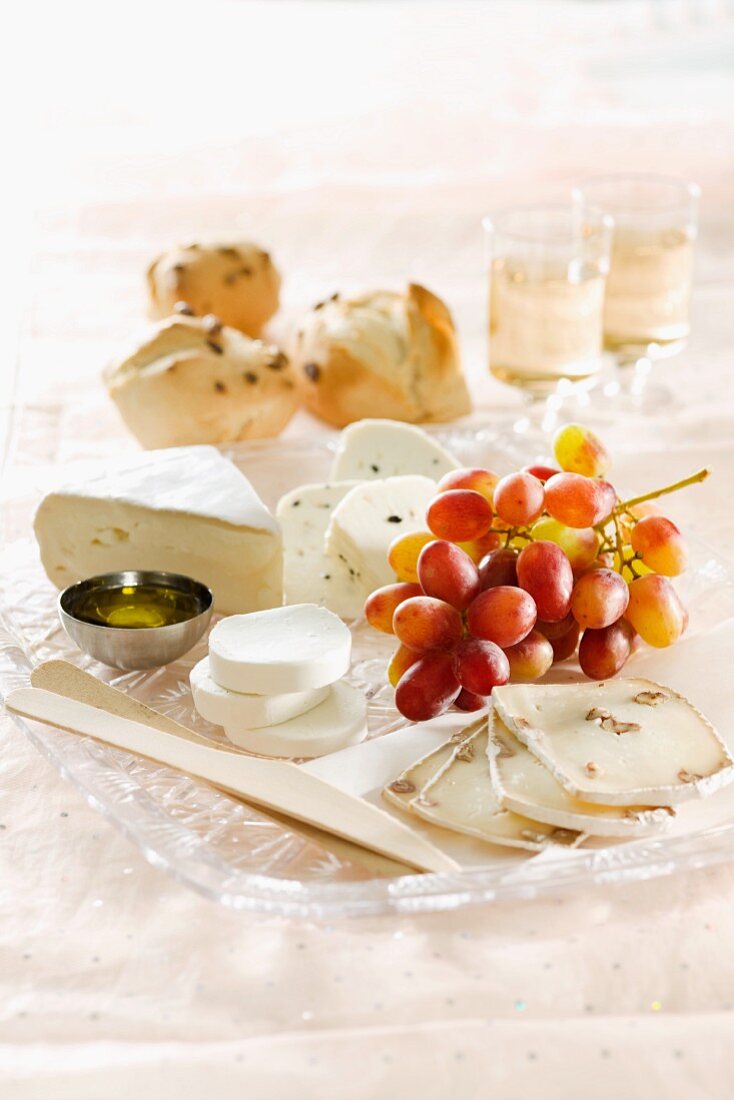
[572,174,700,403]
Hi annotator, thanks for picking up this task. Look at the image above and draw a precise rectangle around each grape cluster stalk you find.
[364,424,710,722]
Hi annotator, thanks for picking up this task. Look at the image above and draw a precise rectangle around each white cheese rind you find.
[190,657,328,730]
[208,604,352,694]
[33,446,282,614]
[330,419,460,481]
[381,723,481,814]
[487,714,674,837]
[223,681,367,758]
[276,480,367,619]
[493,678,734,807]
[410,725,584,852]
[324,475,437,593]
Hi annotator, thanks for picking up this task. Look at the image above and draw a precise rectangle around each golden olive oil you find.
[73,584,201,629]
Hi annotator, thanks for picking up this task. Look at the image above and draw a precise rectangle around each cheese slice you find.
[487,713,674,837]
[410,724,584,852]
[208,604,351,694]
[382,723,481,814]
[493,678,734,807]
[223,681,367,758]
[276,480,367,619]
[33,446,281,614]
[330,419,460,482]
[190,656,328,730]
[325,475,437,593]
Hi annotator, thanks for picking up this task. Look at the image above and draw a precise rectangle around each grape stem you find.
[616,467,710,513]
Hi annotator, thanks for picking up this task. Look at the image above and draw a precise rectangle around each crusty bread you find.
[104,316,298,448]
[146,241,281,336]
[291,284,471,427]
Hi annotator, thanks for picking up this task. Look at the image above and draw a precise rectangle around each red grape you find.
[393,596,463,652]
[530,516,599,572]
[387,645,421,687]
[426,489,493,541]
[466,586,537,648]
[365,582,423,633]
[493,472,545,526]
[626,575,687,648]
[630,515,688,577]
[417,540,480,611]
[504,629,554,682]
[395,651,461,721]
[553,423,611,478]
[522,463,560,483]
[478,547,519,590]
[454,689,488,712]
[536,610,575,640]
[571,568,630,630]
[387,531,435,583]
[457,529,503,565]
[437,467,499,504]
[578,619,634,679]
[549,620,581,663]
[453,637,510,695]
[544,473,616,528]
[516,541,573,623]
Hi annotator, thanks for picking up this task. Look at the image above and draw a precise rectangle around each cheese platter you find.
[2,423,734,919]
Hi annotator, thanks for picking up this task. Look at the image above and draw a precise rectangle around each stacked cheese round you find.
[190,604,367,757]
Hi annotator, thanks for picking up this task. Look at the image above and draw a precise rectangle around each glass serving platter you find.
[1,427,734,920]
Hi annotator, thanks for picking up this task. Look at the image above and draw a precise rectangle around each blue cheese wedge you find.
[409,724,584,852]
[487,714,674,837]
[493,678,734,807]
[34,446,281,614]
[330,419,459,481]
[324,475,437,593]
[276,480,367,619]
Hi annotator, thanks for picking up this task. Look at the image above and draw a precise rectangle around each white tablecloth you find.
[2,2,734,1095]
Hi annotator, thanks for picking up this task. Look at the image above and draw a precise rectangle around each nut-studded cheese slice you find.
[382,722,481,814]
[493,678,734,807]
[488,714,674,837]
[409,723,583,852]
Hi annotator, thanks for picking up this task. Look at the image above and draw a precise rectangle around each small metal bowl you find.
[58,571,213,671]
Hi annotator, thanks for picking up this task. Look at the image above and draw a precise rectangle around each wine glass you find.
[571,174,700,408]
[482,204,613,443]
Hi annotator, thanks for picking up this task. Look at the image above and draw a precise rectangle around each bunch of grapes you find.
[365,423,708,722]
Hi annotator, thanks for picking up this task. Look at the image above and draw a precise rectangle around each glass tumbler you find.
[483,205,613,434]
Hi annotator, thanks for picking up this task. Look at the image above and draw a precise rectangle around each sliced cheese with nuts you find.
[382,723,481,814]
[488,713,674,837]
[276,480,366,618]
[330,419,459,482]
[493,678,734,807]
[324,475,437,594]
[409,724,584,852]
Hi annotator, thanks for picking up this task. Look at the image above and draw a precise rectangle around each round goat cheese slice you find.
[190,657,328,730]
[223,681,368,758]
[208,604,352,694]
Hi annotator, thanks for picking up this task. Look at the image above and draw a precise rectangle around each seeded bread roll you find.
[146,241,281,336]
[104,316,298,448]
[291,283,471,428]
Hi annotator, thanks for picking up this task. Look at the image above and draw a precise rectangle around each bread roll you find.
[146,241,281,336]
[291,284,471,427]
[104,316,298,448]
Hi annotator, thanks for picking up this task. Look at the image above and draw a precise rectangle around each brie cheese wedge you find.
[488,714,674,837]
[276,480,367,619]
[223,681,367,758]
[190,657,328,730]
[34,446,281,614]
[493,678,734,807]
[330,419,460,482]
[324,475,437,593]
[208,604,352,695]
[411,724,583,851]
